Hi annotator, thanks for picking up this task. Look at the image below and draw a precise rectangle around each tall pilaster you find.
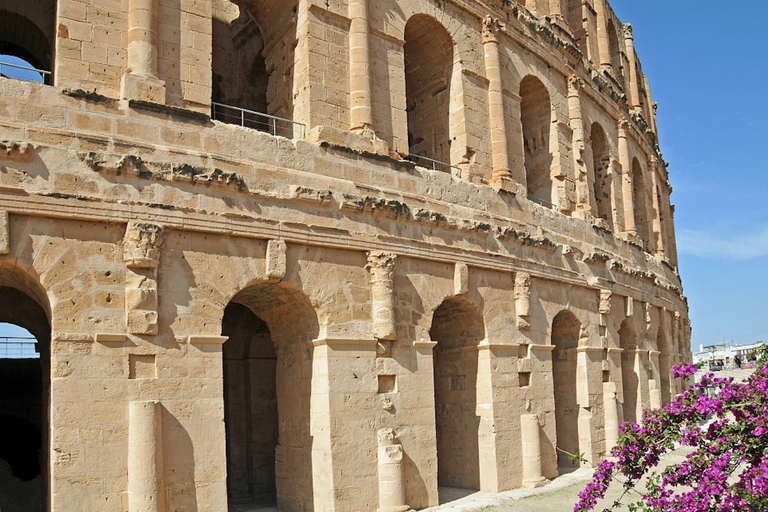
[649,157,665,257]
[483,16,514,193]
[623,24,641,109]
[128,401,163,512]
[595,0,612,72]
[366,251,397,342]
[568,76,591,213]
[122,0,166,103]
[617,120,636,236]
[349,0,373,133]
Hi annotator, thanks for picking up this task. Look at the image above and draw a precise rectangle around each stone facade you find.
[0,0,691,510]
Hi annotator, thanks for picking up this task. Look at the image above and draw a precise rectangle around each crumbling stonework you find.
[0,0,690,510]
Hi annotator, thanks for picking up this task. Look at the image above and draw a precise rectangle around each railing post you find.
[240,108,245,127]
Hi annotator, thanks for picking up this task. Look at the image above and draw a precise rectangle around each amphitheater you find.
[0,0,691,510]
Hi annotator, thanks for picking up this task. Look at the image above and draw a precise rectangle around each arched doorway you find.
[0,2,56,84]
[0,280,51,512]
[221,281,319,511]
[430,296,484,491]
[619,319,638,423]
[590,122,612,225]
[520,75,553,207]
[404,14,454,167]
[551,310,580,470]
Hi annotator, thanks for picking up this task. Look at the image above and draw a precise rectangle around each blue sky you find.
[1,3,766,353]
[611,1,768,351]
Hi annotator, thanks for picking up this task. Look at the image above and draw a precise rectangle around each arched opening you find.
[221,281,319,511]
[404,14,453,168]
[632,157,652,250]
[0,281,51,512]
[606,19,623,83]
[618,319,638,424]
[430,296,484,492]
[551,310,581,470]
[0,4,56,85]
[657,326,671,405]
[520,75,553,207]
[590,123,612,225]
[212,0,297,137]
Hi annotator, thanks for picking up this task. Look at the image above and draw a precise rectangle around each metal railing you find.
[0,337,39,359]
[0,61,50,84]
[527,194,557,210]
[405,153,460,173]
[211,102,306,139]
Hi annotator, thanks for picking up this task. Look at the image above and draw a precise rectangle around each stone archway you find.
[221,281,319,512]
[551,310,580,470]
[0,275,51,512]
[520,75,553,206]
[430,296,484,491]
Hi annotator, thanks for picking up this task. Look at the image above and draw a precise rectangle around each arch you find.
[632,157,652,250]
[221,281,319,511]
[618,319,638,423]
[0,5,55,84]
[590,122,613,225]
[520,75,553,206]
[430,296,484,491]
[212,1,296,136]
[0,266,52,512]
[404,14,454,168]
[551,310,581,470]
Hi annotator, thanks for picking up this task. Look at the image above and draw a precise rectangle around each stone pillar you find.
[567,76,591,213]
[483,16,514,193]
[521,413,547,487]
[367,252,397,342]
[377,429,410,512]
[122,0,166,102]
[595,0,612,72]
[648,157,665,257]
[622,25,641,109]
[602,382,619,453]
[617,120,636,236]
[349,0,373,133]
[128,400,163,512]
[645,76,658,134]
[649,350,663,409]
[548,0,563,18]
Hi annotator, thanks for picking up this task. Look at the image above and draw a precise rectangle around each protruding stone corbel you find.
[454,262,469,296]
[266,239,287,280]
[515,272,531,330]
[625,296,633,318]
[367,251,397,342]
[0,210,8,255]
[123,222,163,335]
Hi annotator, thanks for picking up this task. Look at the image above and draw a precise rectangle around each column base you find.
[522,477,549,488]
[490,175,519,196]
[121,72,167,104]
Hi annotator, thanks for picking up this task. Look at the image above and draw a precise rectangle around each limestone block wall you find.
[0,0,691,511]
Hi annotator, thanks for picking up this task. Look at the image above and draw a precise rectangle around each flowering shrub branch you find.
[575,362,768,512]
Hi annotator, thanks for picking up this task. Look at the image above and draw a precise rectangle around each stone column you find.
[128,401,163,512]
[521,413,547,487]
[122,0,166,102]
[567,76,591,213]
[648,157,665,257]
[595,0,612,72]
[367,252,397,342]
[349,0,373,133]
[602,382,619,453]
[483,16,514,193]
[617,120,636,236]
[645,76,658,134]
[124,222,163,335]
[622,25,641,109]
[649,350,663,409]
[377,429,410,512]
[548,0,563,18]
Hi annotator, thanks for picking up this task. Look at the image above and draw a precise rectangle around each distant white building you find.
[693,341,765,368]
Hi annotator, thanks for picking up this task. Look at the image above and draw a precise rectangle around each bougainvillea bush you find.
[575,362,768,512]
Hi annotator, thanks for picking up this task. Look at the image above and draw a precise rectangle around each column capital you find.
[622,23,634,40]
[482,15,505,43]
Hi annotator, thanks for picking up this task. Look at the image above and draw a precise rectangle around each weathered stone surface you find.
[0,0,690,510]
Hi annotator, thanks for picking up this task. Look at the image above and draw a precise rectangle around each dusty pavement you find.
[425,368,753,512]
